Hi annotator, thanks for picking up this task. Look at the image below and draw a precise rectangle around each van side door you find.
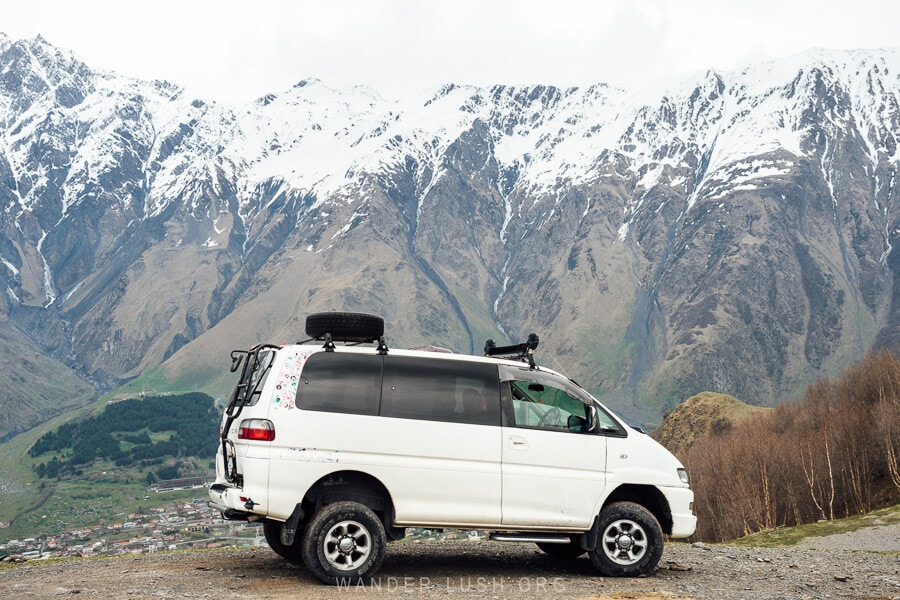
[499,366,608,529]
[378,356,503,527]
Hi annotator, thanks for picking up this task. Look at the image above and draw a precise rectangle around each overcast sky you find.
[4,0,899,104]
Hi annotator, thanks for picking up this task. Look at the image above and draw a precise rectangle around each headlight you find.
[677,468,690,484]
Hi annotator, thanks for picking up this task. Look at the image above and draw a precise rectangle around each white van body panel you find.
[267,410,503,526]
[606,428,686,487]
[500,426,606,528]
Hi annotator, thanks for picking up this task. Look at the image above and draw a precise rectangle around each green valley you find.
[0,393,219,542]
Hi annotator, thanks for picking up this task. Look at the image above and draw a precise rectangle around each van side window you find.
[381,357,500,426]
[509,379,590,432]
[297,353,382,415]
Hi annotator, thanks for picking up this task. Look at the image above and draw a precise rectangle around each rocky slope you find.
[2,34,900,432]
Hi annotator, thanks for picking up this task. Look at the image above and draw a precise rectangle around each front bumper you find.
[665,486,697,538]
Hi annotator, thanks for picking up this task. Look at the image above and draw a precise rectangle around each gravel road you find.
[2,538,898,600]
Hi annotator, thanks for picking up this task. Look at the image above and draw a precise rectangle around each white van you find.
[208,313,695,585]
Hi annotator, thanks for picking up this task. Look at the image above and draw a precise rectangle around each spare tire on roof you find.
[305,312,384,343]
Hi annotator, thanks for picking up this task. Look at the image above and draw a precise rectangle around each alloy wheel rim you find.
[323,520,372,571]
[601,518,648,565]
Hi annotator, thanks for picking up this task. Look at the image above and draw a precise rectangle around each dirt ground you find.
[2,538,898,600]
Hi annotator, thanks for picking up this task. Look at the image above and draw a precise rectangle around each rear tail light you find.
[238,419,275,441]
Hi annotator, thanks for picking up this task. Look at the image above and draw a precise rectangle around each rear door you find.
[499,367,607,529]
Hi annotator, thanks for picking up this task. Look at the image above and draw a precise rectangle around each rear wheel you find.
[263,520,303,565]
[301,501,387,585]
[588,502,663,576]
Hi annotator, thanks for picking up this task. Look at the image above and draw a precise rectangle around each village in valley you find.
[0,478,477,562]
[0,478,264,561]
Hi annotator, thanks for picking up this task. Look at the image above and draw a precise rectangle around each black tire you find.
[263,519,304,565]
[536,537,586,559]
[588,502,663,577]
[301,501,387,585]
[305,312,384,343]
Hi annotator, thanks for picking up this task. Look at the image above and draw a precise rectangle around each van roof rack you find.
[483,333,540,369]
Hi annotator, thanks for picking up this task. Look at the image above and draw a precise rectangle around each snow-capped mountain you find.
[2,33,899,436]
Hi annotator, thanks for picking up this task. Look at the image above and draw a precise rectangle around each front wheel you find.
[301,501,387,585]
[588,502,663,576]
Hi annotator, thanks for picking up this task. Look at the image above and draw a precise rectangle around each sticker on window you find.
[272,351,311,410]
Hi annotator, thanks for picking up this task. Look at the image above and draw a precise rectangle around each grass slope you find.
[0,317,96,442]
[730,504,900,548]
[652,391,770,456]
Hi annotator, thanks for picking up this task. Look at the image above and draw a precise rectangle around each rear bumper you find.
[208,482,259,520]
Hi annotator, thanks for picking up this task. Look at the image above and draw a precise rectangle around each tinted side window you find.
[297,353,382,415]
[381,357,500,426]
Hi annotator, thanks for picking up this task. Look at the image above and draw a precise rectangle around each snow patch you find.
[1,256,19,276]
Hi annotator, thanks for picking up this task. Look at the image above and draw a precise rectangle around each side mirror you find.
[567,414,587,432]
[586,406,599,432]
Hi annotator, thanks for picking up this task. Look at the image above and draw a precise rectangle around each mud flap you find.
[582,512,602,552]
[280,503,305,546]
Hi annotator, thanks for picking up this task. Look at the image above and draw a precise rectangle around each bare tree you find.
[677,349,899,541]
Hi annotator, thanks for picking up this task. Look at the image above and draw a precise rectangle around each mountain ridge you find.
[2,34,900,434]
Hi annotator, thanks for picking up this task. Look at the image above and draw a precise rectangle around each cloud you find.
[3,0,899,104]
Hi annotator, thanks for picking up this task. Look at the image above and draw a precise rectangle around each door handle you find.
[508,435,529,450]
